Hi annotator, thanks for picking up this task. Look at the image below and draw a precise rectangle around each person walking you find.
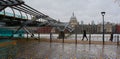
[109,33,113,42]
[82,30,88,41]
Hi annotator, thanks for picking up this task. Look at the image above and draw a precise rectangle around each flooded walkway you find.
[15,40,120,59]
[39,39,119,45]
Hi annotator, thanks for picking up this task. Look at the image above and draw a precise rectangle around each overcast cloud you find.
[23,0,120,24]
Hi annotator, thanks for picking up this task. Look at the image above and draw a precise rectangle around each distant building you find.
[79,24,97,34]
[69,12,79,28]
[105,22,113,33]
[115,24,120,33]
[91,20,95,25]
[36,26,52,34]
[81,20,84,25]
[97,24,102,33]
[79,24,89,34]
[97,22,113,33]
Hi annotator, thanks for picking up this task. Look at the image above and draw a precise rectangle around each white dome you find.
[69,12,77,23]
[69,12,78,28]
[70,16,77,21]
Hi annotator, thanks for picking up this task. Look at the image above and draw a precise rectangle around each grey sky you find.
[24,0,120,24]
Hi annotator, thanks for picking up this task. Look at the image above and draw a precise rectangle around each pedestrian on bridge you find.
[82,30,88,41]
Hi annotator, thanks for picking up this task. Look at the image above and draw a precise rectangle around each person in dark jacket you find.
[82,30,88,41]
[109,33,113,42]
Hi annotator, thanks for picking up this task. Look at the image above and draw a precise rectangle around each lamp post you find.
[101,12,105,45]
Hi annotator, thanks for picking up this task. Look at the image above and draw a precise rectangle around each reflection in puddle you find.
[16,42,120,59]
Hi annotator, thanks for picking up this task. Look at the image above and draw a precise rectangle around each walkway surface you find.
[39,39,119,45]
[15,39,120,59]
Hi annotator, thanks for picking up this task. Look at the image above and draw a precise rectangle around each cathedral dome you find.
[70,13,77,22]
[69,12,78,28]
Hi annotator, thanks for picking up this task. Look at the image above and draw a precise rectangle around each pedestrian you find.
[109,33,113,42]
[82,30,88,41]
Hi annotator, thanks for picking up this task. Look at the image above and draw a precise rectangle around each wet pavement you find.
[16,41,120,59]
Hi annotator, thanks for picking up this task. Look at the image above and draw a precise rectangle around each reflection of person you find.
[109,33,113,42]
[82,30,88,41]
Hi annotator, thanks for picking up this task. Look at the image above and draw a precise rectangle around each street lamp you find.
[101,12,106,45]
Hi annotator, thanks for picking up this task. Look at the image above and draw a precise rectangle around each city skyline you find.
[3,0,118,24]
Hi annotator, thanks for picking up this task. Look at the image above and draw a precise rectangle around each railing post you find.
[75,26,77,45]
[50,32,52,43]
[27,33,28,41]
[89,33,91,45]
[62,31,65,43]
[117,35,119,46]
[38,33,40,42]
[89,24,91,45]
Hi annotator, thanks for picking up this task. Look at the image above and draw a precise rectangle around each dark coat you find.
[83,30,86,36]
